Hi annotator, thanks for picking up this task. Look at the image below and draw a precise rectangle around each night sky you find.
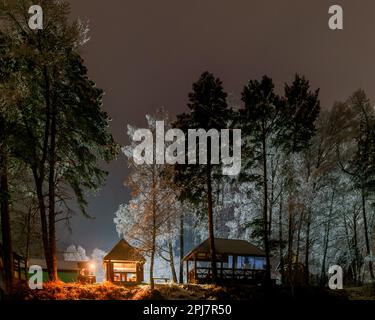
[59,0,375,254]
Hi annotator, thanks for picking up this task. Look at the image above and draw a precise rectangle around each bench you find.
[152,277,170,284]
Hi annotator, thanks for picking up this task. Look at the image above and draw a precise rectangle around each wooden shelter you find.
[103,239,145,285]
[183,238,267,284]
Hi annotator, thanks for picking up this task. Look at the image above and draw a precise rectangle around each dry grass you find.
[10,281,150,300]
[156,283,225,300]
[9,281,374,300]
[345,284,375,300]
[8,281,230,300]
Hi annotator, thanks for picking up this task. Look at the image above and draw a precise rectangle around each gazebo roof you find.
[182,238,266,261]
[28,258,80,271]
[103,239,145,262]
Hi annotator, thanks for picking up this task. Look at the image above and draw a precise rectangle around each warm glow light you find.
[89,263,95,270]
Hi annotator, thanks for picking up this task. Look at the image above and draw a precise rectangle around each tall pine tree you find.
[240,75,320,285]
[1,0,118,280]
[174,72,233,283]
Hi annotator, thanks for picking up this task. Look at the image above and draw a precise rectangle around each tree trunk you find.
[361,184,374,280]
[48,94,58,281]
[179,211,184,284]
[168,240,178,283]
[150,239,155,290]
[262,134,271,285]
[343,209,357,285]
[353,209,361,285]
[149,208,156,289]
[296,209,304,264]
[150,167,157,290]
[0,152,14,292]
[320,190,334,286]
[278,192,285,285]
[40,54,54,280]
[287,198,295,287]
[32,169,51,278]
[28,58,53,279]
[304,209,311,285]
[269,158,275,239]
[269,182,273,240]
[206,161,218,284]
[25,205,32,279]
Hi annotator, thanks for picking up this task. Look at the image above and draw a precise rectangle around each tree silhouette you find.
[174,72,233,283]
[240,74,320,285]
[1,0,118,280]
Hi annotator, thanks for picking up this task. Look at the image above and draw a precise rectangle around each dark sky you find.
[59,0,375,254]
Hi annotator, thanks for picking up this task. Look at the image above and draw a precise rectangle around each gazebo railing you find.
[188,267,266,283]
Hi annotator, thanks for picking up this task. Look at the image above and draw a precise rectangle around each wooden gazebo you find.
[183,238,267,284]
[103,239,145,285]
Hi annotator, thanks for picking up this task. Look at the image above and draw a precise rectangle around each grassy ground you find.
[344,284,375,300]
[5,281,375,300]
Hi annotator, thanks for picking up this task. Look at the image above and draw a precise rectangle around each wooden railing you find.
[0,244,27,281]
[188,267,266,283]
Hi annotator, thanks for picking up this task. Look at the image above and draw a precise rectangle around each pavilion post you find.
[186,260,189,283]
[194,256,197,281]
[232,255,236,279]
[24,257,28,280]
[18,257,21,279]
